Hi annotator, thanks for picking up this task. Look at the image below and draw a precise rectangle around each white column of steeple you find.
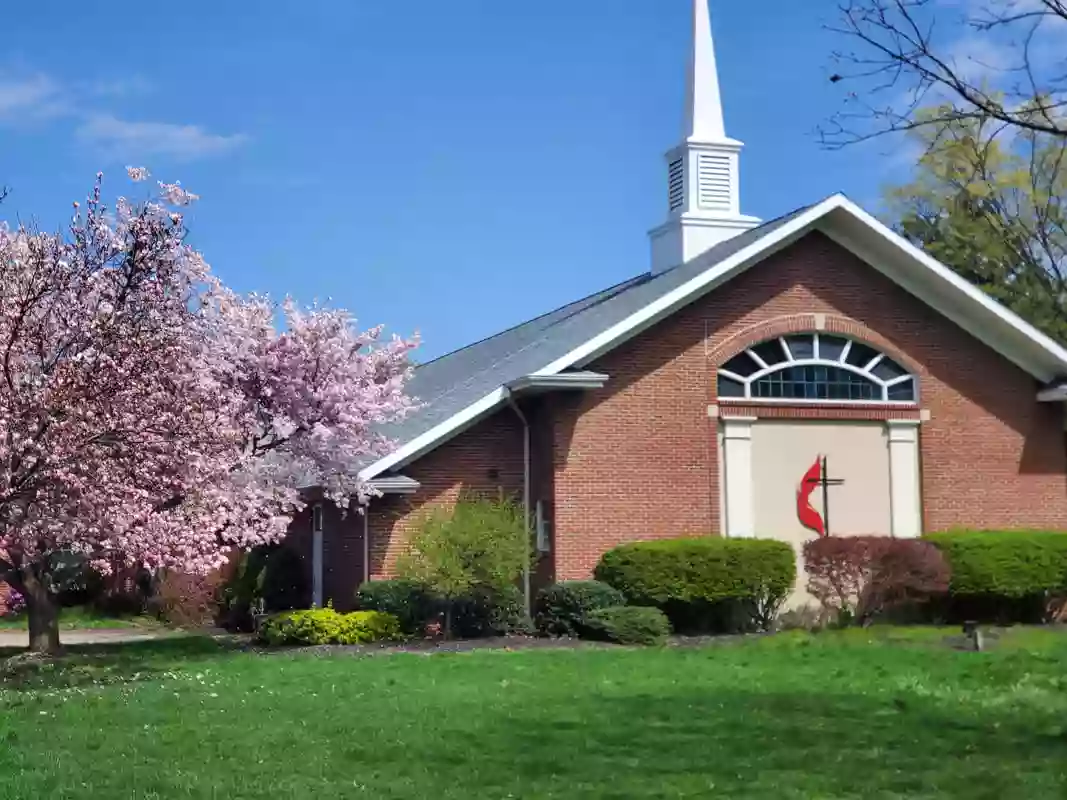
[649,0,760,274]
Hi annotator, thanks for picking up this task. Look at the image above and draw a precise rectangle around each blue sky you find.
[1,0,914,361]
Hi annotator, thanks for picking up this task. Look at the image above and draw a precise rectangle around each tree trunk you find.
[23,574,61,655]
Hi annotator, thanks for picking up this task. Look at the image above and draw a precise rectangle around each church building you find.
[298,0,1067,609]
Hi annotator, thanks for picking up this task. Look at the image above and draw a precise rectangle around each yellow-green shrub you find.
[258,607,402,646]
[336,610,403,644]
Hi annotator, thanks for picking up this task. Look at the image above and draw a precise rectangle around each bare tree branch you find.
[822,0,1067,147]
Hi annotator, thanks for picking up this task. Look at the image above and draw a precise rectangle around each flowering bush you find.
[803,536,950,626]
[151,569,226,628]
[257,607,402,646]
[3,589,25,617]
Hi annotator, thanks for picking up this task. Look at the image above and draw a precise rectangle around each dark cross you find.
[805,455,845,536]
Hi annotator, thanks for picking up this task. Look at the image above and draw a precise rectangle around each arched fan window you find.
[717,334,916,403]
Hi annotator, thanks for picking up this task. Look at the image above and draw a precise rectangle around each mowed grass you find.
[0,629,1066,799]
[0,605,161,631]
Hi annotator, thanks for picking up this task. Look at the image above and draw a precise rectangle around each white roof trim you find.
[507,371,609,392]
[360,388,508,481]
[359,372,610,480]
[367,475,421,494]
[362,193,1067,481]
[1038,384,1067,402]
[535,197,842,374]
[538,194,1067,380]
[829,197,1067,379]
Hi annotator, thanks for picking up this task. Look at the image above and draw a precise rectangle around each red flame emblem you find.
[797,456,825,537]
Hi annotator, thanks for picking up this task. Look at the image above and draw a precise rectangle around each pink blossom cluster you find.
[0,171,417,581]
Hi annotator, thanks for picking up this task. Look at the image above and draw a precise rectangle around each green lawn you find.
[1,628,1066,799]
[0,605,161,631]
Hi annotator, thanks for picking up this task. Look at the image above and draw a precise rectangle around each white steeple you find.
[649,0,759,273]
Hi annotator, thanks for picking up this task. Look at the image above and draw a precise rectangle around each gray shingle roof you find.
[379,204,813,459]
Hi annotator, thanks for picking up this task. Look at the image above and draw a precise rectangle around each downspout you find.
[505,389,532,617]
[362,503,370,585]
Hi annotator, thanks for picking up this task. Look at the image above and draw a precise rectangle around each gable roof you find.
[363,193,1067,481]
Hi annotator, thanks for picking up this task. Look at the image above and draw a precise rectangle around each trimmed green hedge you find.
[924,530,1067,597]
[582,606,671,646]
[923,530,1067,622]
[534,581,625,638]
[594,537,796,633]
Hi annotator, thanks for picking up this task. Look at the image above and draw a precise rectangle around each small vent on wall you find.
[697,153,732,210]
[668,158,685,212]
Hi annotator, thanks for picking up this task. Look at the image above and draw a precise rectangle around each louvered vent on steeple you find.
[648,1,760,273]
[668,158,685,212]
[697,153,731,210]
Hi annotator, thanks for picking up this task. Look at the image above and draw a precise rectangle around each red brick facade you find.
[317,231,1067,603]
[365,412,525,580]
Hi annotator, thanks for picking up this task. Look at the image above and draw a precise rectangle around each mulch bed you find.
[246,632,769,658]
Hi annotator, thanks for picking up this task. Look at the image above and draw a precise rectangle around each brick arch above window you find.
[712,317,919,405]
[708,314,921,376]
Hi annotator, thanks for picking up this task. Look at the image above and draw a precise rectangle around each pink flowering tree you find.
[0,170,416,653]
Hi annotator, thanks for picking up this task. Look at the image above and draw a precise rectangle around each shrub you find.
[775,604,831,632]
[450,584,533,638]
[51,551,106,607]
[336,610,403,644]
[925,530,1067,622]
[258,608,341,646]
[594,537,796,633]
[534,580,625,637]
[2,588,25,617]
[355,578,436,635]
[257,607,402,646]
[356,579,533,639]
[151,569,226,628]
[804,536,950,626]
[94,565,153,616]
[581,606,672,646]
[397,495,531,637]
[218,548,271,632]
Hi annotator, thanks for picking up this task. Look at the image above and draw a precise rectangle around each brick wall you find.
[276,500,370,611]
[366,410,525,580]
[361,231,1067,586]
[549,231,1067,578]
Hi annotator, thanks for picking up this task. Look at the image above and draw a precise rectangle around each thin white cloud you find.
[76,114,249,162]
[942,0,1067,80]
[945,36,1016,85]
[0,72,68,122]
[0,68,245,162]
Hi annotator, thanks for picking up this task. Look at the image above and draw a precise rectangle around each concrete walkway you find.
[0,628,177,648]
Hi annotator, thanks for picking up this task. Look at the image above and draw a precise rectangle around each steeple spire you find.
[649,0,759,273]
[685,0,725,141]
